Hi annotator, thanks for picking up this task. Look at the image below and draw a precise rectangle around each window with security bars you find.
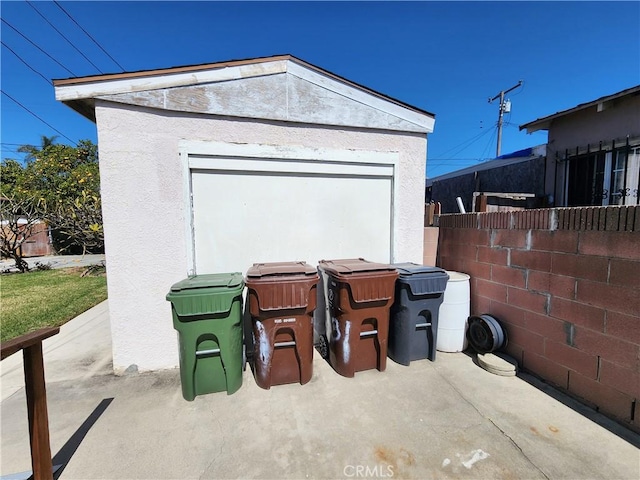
[609,147,640,205]
[565,145,640,207]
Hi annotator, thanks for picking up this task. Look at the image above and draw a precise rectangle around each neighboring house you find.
[427,145,547,213]
[428,85,640,213]
[16,221,52,257]
[0,221,52,258]
[53,55,435,373]
[520,85,640,207]
[0,196,53,258]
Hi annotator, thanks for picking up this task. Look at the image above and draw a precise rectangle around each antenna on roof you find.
[488,80,523,157]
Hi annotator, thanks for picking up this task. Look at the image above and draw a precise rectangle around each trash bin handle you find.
[196,348,220,356]
[360,330,378,338]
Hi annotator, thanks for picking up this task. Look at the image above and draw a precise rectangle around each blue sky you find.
[1,1,639,178]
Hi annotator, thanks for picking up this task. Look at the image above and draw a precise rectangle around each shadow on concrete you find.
[461,349,640,449]
[52,398,113,480]
[518,372,640,449]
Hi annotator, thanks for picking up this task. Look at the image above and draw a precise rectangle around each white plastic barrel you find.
[436,271,470,352]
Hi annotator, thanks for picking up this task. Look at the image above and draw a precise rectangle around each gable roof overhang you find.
[519,85,640,134]
[53,54,435,133]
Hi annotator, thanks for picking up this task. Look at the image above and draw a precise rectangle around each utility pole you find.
[489,80,523,157]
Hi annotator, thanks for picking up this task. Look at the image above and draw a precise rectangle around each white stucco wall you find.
[95,101,427,372]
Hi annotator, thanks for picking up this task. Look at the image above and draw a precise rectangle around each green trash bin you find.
[166,273,244,400]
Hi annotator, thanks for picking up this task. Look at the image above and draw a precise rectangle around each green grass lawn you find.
[0,267,108,342]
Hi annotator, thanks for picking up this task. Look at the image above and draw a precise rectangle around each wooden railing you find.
[1,327,59,480]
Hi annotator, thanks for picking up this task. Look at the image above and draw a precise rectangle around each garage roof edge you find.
[53,54,435,127]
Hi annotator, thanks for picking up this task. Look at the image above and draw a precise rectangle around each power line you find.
[430,130,488,159]
[438,129,495,164]
[1,90,76,146]
[1,41,52,85]
[427,126,498,178]
[509,80,526,98]
[447,127,495,160]
[427,161,480,177]
[427,157,483,167]
[503,121,521,129]
[479,124,498,160]
[429,126,499,177]
[430,127,494,160]
[26,0,104,74]
[53,0,125,72]
[1,18,76,76]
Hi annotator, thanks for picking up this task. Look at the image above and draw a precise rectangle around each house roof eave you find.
[63,99,96,123]
[519,84,640,134]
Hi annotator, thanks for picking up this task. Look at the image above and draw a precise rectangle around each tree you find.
[47,189,103,255]
[17,135,59,163]
[0,195,42,272]
[1,139,104,258]
[0,159,41,272]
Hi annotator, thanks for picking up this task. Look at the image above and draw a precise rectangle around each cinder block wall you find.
[436,206,639,432]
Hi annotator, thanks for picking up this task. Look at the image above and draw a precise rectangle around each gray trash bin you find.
[389,263,449,365]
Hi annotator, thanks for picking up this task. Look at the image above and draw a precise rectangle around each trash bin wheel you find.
[315,334,329,360]
[242,344,247,371]
[245,330,255,371]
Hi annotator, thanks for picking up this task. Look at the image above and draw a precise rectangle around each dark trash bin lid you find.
[393,263,449,295]
[394,262,446,277]
[169,272,244,292]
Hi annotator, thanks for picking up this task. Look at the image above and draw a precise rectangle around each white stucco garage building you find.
[54,55,435,373]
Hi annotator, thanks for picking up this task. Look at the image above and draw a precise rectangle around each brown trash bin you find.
[245,261,319,389]
[318,258,398,377]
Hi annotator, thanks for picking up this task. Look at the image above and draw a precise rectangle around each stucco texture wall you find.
[548,94,640,155]
[95,101,427,372]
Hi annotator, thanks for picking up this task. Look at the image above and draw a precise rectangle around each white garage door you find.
[184,143,397,275]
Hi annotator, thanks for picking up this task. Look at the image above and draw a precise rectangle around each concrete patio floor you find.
[1,301,638,480]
